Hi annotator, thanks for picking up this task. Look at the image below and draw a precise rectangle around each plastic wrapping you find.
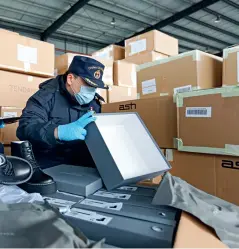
[0,184,43,204]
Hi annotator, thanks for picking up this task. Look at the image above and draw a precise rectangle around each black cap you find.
[68,56,109,89]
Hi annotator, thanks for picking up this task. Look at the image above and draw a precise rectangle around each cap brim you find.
[82,77,109,89]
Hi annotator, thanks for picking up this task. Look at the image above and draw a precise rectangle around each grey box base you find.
[74,198,177,224]
[44,165,103,197]
[112,185,156,197]
[65,209,176,248]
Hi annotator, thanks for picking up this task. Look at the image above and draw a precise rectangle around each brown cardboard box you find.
[0,70,44,107]
[92,45,125,60]
[4,145,11,156]
[122,51,169,65]
[176,87,239,156]
[0,28,19,36]
[174,212,226,248]
[0,31,54,77]
[165,149,239,206]
[107,86,137,103]
[96,88,107,103]
[137,50,222,99]
[0,107,23,145]
[125,30,178,57]
[222,46,239,86]
[55,53,114,85]
[102,97,177,148]
[113,61,136,87]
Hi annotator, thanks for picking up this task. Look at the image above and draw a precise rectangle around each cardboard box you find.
[4,145,11,156]
[125,30,178,57]
[55,53,114,85]
[0,70,45,107]
[165,149,239,206]
[0,31,54,77]
[122,51,169,65]
[102,97,177,148]
[0,107,23,145]
[137,50,222,99]
[223,46,239,86]
[174,212,227,248]
[113,60,136,87]
[176,87,239,156]
[96,88,107,103]
[92,45,125,60]
[107,85,137,103]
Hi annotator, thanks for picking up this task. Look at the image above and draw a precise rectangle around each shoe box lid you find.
[43,165,103,197]
[85,113,171,190]
[64,207,178,248]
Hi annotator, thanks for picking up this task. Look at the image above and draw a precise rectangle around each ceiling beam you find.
[41,0,90,41]
[221,0,239,9]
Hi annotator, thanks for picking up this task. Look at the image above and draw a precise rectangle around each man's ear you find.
[66,73,74,86]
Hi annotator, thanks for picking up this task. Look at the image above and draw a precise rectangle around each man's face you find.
[66,73,89,95]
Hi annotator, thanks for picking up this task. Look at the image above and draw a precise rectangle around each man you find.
[17,56,108,169]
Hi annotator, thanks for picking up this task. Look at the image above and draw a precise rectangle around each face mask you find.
[72,85,96,105]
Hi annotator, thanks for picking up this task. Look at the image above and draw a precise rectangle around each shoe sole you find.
[20,181,57,195]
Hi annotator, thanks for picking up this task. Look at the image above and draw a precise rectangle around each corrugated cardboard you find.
[174,212,227,248]
[113,60,136,87]
[125,30,178,57]
[165,149,239,206]
[0,31,54,77]
[222,46,239,86]
[0,107,23,145]
[102,97,177,148]
[137,50,222,99]
[92,45,125,60]
[55,53,114,85]
[122,51,169,65]
[0,70,45,107]
[96,88,107,103]
[176,87,239,156]
[107,86,137,103]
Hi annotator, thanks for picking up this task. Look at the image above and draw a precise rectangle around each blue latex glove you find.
[0,120,5,129]
[58,111,96,141]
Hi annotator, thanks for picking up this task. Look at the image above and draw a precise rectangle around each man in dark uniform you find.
[17,56,108,169]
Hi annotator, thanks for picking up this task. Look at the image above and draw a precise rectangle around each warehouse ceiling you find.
[0,0,239,55]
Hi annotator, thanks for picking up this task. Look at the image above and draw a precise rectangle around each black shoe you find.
[11,141,57,195]
[0,154,33,185]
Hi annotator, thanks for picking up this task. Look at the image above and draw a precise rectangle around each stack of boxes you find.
[0,29,55,154]
[102,29,239,207]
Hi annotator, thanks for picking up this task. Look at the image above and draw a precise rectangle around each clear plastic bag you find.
[0,184,43,204]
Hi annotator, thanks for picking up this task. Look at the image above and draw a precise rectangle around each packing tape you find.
[176,86,239,107]
[175,138,239,156]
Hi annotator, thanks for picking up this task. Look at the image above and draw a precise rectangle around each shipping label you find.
[17,44,37,64]
[80,198,123,211]
[130,39,146,55]
[93,190,131,200]
[185,107,212,118]
[142,78,156,95]
[174,85,192,94]
[117,186,138,191]
[65,208,112,225]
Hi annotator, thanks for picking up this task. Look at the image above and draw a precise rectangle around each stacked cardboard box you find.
[124,30,177,65]
[0,29,55,147]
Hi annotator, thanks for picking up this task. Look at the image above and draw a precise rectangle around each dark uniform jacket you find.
[17,75,103,169]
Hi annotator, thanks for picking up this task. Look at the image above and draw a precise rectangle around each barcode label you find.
[174,85,192,94]
[186,107,212,118]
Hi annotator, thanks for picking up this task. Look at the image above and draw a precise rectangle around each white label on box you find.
[17,44,37,64]
[80,198,123,211]
[186,107,212,118]
[160,93,169,96]
[65,208,112,225]
[142,78,156,95]
[3,112,17,118]
[93,190,131,200]
[131,71,137,87]
[237,52,239,83]
[130,39,146,55]
[24,62,31,72]
[174,85,192,94]
[43,197,75,207]
[166,149,174,162]
[95,50,110,59]
[102,67,112,83]
[117,186,138,191]
[28,76,33,82]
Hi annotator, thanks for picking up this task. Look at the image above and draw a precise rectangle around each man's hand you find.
[56,111,96,141]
